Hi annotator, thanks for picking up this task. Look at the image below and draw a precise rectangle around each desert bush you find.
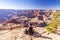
[46,11,60,33]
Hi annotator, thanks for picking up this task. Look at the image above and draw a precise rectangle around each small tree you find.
[46,21,57,33]
[46,11,60,33]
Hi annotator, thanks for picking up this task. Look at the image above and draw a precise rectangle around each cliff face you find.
[0,10,60,40]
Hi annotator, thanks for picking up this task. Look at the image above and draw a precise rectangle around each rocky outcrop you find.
[0,27,60,40]
[55,26,60,35]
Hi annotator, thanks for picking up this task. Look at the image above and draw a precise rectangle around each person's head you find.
[30,23,33,26]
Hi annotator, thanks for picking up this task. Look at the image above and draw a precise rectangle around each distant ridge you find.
[0,9,56,23]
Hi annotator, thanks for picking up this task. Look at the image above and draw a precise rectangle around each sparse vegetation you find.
[46,11,60,33]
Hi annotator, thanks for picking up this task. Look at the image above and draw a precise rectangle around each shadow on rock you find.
[33,31,52,39]
[25,30,52,40]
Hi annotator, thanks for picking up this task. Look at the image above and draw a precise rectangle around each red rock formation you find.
[2,19,20,25]
[34,10,40,17]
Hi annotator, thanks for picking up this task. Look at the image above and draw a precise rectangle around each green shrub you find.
[46,11,60,33]
[45,22,57,33]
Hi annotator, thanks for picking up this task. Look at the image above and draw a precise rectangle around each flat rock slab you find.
[0,27,60,40]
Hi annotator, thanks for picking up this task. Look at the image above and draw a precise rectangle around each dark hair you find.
[28,27,33,35]
[30,23,33,26]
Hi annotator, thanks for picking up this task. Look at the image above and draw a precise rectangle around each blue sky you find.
[0,0,60,9]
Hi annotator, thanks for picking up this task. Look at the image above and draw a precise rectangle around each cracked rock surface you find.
[0,27,60,40]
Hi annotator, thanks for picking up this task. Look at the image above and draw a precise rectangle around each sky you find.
[0,0,60,9]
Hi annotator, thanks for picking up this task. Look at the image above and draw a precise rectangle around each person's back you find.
[28,27,34,35]
[25,27,34,36]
